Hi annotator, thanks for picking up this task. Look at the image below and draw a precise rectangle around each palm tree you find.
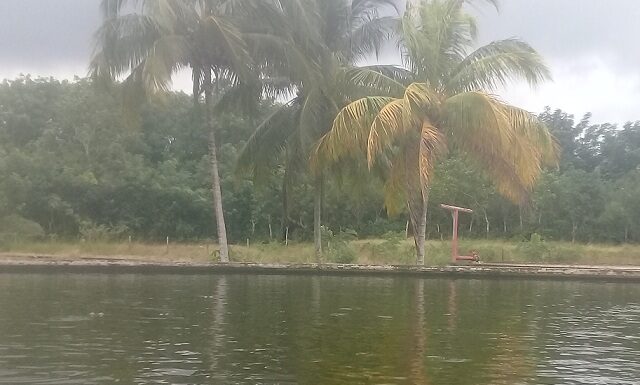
[91,0,285,262]
[237,0,400,261]
[316,0,558,264]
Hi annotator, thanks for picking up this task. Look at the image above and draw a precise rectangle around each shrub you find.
[324,228,358,264]
[79,221,128,242]
[0,215,45,242]
[371,231,415,265]
[516,233,550,261]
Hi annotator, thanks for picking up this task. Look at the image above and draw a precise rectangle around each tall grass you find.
[1,238,640,266]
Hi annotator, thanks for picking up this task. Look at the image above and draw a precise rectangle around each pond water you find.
[0,273,638,384]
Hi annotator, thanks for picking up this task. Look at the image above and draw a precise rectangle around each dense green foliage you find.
[0,76,639,244]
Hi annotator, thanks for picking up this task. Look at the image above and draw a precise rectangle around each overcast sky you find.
[1,0,638,123]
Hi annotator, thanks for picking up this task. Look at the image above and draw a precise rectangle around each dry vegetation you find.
[1,238,639,266]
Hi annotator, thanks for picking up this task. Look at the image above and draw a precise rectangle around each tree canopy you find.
[0,76,639,246]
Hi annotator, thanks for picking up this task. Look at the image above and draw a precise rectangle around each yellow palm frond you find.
[383,150,408,217]
[367,99,407,166]
[442,91,556,203]
[403,83,441,119]
[314,96,394,167]
[503,105,560,167]
[419,120,448,192]
[338,66,409,98]
[442,91,514,152]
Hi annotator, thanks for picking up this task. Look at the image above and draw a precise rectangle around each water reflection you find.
[208,276,227,382]
[410,279,428,384]
[0,274,638,384]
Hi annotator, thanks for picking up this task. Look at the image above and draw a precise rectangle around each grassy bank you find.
[1,237,640,266]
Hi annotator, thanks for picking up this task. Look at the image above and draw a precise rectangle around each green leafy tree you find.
[600,171,640,242]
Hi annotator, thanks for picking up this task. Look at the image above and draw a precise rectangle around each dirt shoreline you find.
[1,253,640,282]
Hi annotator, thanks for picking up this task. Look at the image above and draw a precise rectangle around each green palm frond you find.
[348,15,400,60]
[353,0,401,15]
[199,14,253,81]
[338,66,411,98]
[236,101,298,179]
[401,0,477,84]
[246,32,322,90]
[91,13,164,81]
[93,0,270,125]
[447,38,551,92]
[299,88,336,150]
[240,0,404,184]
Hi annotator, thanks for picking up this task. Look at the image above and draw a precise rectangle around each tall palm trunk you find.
[408,192,428,265]
[313,173,323,263]
[406,147,428,265]
[281,174,290,242]
[204,70,229,263]
[281,154,292,242]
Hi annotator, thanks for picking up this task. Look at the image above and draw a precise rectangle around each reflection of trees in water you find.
[208,276,228,380]
[311,276,321,323]
[484,333,536,385]
[199,277,539,384]
[441,280,537,385]
[410,279,430,384]
[447,280,457,332]
[478,286,537,385]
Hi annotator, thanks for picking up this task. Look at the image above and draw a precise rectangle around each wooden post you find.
[285,227,289,246]
[166,236,169,253]
[452,210,459,263]
[440,204,474,263]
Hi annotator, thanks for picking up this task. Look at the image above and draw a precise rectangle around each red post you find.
[440,204,478,263]
[451,210,459,263]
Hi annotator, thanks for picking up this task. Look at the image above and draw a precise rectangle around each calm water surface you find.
[0,273,638,384]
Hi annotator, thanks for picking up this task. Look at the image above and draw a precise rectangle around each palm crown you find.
[237,0,401,259]
[317,0,558,263]
[91,0,294,262]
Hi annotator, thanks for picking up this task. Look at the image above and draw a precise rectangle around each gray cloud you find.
[477,0,640,71]
[473,0,640,123]
[0,0,638,123]
[0,0,100,75]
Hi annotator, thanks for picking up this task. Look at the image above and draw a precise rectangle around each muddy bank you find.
[1,253,639,282]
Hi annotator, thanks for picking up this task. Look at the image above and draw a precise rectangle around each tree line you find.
[1,76,638,247]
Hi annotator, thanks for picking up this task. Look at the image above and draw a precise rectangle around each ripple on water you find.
[0,276,639,384]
